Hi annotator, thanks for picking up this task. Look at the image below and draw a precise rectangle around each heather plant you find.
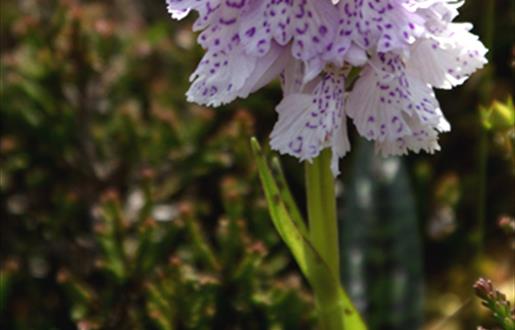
[474,278,515,330]
[1,1,315,328]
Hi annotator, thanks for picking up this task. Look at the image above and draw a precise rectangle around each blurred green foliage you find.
[340,140,423,329]
[0,1,313,328]
[0,0,513,329]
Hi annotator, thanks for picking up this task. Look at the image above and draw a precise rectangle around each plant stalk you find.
[305,149,344,330]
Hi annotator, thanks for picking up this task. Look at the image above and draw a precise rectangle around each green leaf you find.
[270,156,307,235]
[251,138,367,330]
[480,97,515,131]
[251,138,310,275]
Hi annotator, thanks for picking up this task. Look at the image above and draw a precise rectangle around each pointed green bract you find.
[251,138,310,276]
[270,156,308,235]
[251,138,367,330]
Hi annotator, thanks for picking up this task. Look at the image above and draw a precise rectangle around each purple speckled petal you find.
[271,64,349,174]
[346,52,449,145]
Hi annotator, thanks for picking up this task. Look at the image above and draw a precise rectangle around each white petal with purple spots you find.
[346,53,449,143]
[271,65,349,174]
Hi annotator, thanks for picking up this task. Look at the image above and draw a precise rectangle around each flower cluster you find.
[166,0,487,175]
[474,278,515,329]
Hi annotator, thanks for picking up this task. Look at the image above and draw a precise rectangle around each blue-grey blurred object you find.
[339,139,424,330]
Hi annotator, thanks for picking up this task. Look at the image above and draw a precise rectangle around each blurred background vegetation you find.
[0,0,513,329]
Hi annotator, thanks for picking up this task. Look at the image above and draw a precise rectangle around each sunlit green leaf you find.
[251,138,367,330]
[481,97,515,131]
[270,156,307,235]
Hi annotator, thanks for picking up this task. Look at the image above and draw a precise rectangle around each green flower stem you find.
[305,149,344,330]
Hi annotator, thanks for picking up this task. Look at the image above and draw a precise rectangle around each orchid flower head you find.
[166,0,487,176]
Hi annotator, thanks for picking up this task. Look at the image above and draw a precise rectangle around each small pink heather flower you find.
[166,0,487,175]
